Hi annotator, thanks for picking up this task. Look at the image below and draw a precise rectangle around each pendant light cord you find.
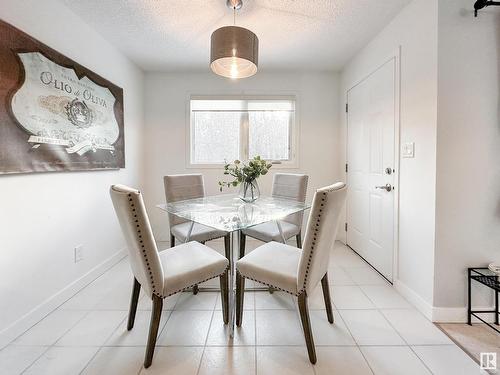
[233,7,236,25]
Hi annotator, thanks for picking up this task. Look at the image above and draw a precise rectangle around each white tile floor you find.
[0,242,482,375]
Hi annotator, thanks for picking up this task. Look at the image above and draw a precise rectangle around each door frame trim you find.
[345,47,401,283]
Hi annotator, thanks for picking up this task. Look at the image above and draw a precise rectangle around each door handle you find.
[375,184,392,192]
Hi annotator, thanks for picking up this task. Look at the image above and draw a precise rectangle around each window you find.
[189,97,297,167]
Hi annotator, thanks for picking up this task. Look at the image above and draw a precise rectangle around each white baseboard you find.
[432,306,496,323]
[0,248,127,348]
[432,307,468,323]
[394,279,496,323]
[394,279,434,320]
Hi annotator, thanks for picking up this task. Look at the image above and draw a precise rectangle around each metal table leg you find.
[185,221,194,243]
[185,222,200,294]
[183,227,264,338]
[496,275,499,325]
[467,268,472,325]
[276,220,287,243]
[228,230,238,338]
[270,221,287,294]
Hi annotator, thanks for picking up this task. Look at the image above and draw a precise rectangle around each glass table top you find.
[157,194,310,232]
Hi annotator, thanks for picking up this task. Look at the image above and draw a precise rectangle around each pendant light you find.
[210,0,259,79]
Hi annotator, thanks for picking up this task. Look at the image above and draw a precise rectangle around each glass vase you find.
[239,180,260,203]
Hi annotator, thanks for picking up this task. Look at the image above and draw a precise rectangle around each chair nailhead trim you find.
[298,191,328,295]
[236,270,299,296]
[164,264,230,298]
[127,192,164,298]
[171,232,228,243]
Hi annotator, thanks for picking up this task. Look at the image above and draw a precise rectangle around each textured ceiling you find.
[61,0,411,72]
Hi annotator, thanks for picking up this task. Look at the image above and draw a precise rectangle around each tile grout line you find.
[78,346,104,375]
[20,309,94,375]
[433,323,486,367]
[335,309,375,375]
[354,265,437,374]
[10,259,128,350]
[156,309,174,342]
[195,302,217,375]
[377,309,436,375]
[17,346,51,375]
[337,248,424,373]
[407,346,436,375]
[76,311,129,375]
[339,263,392,287]
[253,287,257,375]
[87,292,181,375]
[347,255,436,374]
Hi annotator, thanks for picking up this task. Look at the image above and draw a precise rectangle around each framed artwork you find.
[0,19,124,175]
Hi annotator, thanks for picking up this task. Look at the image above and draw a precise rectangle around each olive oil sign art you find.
[0,19,124,174]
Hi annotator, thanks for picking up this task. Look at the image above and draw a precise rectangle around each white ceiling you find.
[62,0,411,72]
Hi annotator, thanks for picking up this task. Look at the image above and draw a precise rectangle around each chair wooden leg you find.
[321,273,334,324]
[144,294,163,368]
[236,272,245,326]
[239,232,246,259]
[224,234,231,260]
[127,278,141,331]
[220,270,229,324]
[298,293,317,364]
[170,234,175,247]
[296,232,302,248]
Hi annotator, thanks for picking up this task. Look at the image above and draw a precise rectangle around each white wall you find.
[0,0,144,341]
[434,0,500,317]
[142,72,341,242]
[340,0,439,312]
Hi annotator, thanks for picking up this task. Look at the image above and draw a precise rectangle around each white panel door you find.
[346,58,396,282]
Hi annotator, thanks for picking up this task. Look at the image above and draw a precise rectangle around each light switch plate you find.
[402,142,415,158]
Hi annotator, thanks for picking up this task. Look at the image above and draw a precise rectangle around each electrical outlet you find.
[74,245,84,263]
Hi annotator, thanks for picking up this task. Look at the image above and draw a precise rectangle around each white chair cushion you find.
[160,241,229,296]
[242,221,300,243]
[171,222,227,243]
[236,241,301,295]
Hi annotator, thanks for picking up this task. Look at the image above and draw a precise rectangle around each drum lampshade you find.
[210,26,258,79]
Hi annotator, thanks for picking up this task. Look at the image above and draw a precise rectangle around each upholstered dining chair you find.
[236,182,347,364]
[164,174,230,293]
[110,184,229,368]
[239,173,308,258]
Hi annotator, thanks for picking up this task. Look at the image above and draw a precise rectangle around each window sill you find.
[186,161,299,169]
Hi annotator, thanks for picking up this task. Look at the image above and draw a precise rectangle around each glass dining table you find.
[157,194,310,337]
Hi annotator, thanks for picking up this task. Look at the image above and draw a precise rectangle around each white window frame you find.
[186,94,300,169]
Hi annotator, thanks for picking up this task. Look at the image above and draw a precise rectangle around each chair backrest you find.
[272,173,308,226]
[297,182,347,295]
[110,184,164,298]
[163,174,205,227]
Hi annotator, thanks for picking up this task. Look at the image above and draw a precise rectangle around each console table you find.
[467,267,499,333]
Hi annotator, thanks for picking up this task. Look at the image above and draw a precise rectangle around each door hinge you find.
[345,163,348,173]
[345,222,348,231]
[345,103,348,113]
